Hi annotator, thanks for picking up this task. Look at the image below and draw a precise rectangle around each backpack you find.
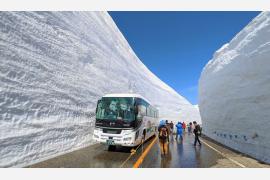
[159,127,168,138]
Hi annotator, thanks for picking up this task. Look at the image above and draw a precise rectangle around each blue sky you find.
[109,12,260,105]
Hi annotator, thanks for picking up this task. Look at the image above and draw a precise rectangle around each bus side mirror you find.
[96,100,101,114]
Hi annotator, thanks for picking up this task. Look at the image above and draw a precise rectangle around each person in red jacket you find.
[182,122,186,133]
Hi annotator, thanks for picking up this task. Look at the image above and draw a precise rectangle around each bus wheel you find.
[108,145,116,151]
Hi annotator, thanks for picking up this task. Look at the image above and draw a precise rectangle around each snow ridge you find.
[199,12,270,163]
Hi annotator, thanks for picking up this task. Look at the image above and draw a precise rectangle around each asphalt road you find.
[29,132,270,168]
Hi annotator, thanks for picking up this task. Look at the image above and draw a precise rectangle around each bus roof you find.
[102,93,153,107]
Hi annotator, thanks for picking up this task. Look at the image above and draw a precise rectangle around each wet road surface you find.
[140,133,223,168]
[29,132,270,168]
[28,138,153,168]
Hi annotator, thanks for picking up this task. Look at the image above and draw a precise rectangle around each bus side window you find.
[135,98,147,121]
[138,105,146,116]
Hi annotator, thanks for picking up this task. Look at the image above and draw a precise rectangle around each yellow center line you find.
[119,138,145,168]
[133,136,158,168]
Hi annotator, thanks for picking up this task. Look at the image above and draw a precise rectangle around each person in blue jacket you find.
[175,122,183,142]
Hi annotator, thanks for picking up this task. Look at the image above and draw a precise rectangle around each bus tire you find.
[108,145,116,151]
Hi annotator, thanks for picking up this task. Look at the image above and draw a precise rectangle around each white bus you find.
[93,94,158,150]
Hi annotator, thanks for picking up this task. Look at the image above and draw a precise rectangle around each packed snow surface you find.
[199,12,270,163]
[0,12,200,167]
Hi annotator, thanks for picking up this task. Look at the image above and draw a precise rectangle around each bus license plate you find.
[106,139,115,145]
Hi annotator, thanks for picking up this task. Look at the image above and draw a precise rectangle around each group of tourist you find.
[158,120,202,155]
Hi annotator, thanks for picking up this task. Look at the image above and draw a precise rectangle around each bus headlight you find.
[122,130,133,135]
[123,137,132,141]
[94,128,100,134]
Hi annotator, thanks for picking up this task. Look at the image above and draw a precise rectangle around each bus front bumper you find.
[93,128,138,147]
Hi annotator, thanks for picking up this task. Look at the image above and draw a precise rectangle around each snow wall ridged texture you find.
[0,12,201,167]
[199,12,270,163]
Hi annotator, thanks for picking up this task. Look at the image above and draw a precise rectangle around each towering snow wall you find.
[0,12,200,167]
[199,12,270,163]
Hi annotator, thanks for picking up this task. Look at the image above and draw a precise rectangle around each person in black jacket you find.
[193,121,202,146]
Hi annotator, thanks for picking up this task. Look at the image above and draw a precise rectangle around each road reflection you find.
[154,133,221,168]
[160,141,172,168]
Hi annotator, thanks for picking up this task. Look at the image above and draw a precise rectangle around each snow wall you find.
[0,12,201,167]
[199,12,270,163]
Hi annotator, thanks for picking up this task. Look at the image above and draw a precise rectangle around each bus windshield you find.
[96,97,135,122]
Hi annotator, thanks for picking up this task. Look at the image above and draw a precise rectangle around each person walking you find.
[188,122,192,134]
[169,121,174,133]
[158,120,169,155]
[169,121,174,141]
[165,120,171,142]
[193,121,202,146]
[182,122,186,133]
[175,122,183,142]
